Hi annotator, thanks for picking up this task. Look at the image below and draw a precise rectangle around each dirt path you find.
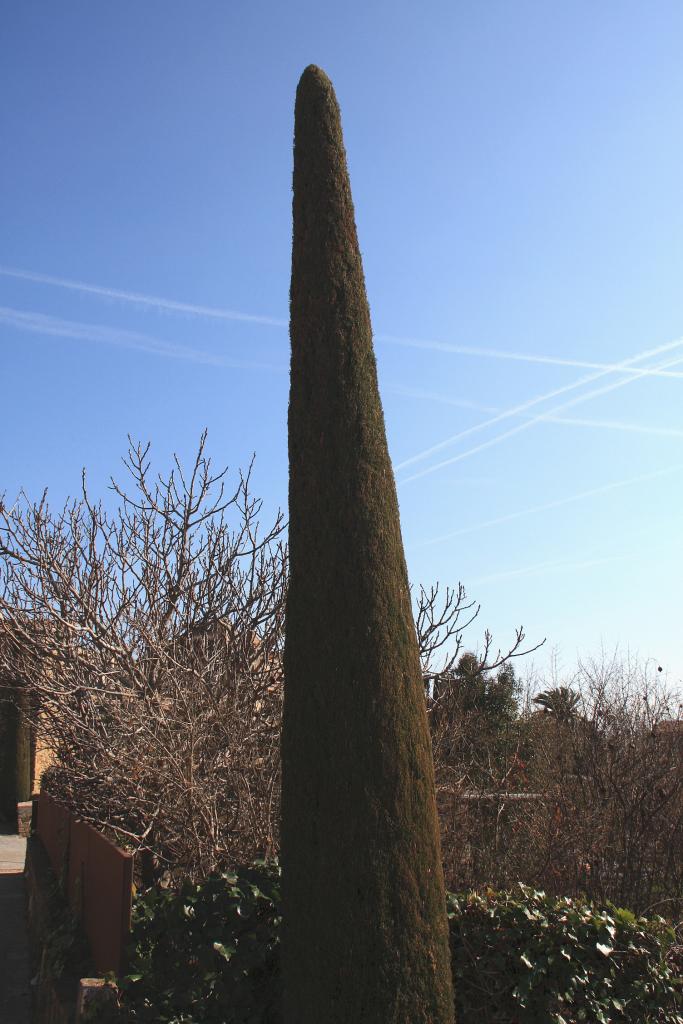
[0,830,31,1024]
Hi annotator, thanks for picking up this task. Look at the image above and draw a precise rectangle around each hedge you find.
[114,865,682,1024]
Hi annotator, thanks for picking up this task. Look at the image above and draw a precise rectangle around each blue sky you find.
[2,2,682,684]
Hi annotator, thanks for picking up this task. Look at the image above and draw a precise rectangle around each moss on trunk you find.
[281,65,455,1024]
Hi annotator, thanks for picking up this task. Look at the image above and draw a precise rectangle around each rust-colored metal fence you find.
[36,790,70,878]
[36,792,134,975]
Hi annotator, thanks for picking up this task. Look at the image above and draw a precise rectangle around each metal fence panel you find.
[36,790,69,879]
[37,794,134,976]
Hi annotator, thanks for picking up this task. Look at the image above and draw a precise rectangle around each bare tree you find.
[416,582,542,687]
[430,650,683,918]
[527,653,683,915]
[0,434,539,882]
[0,433,286,878]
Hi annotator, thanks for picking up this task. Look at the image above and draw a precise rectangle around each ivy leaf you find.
[213,941,236,961]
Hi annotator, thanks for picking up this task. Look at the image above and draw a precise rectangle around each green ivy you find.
[449,886,682,1024]
[116,868,681,1024]
[118,862,281,1024]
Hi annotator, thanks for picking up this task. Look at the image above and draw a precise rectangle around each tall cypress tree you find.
[281,65,455,1024]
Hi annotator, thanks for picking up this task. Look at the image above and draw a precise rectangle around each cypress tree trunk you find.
[281,65,455,1024]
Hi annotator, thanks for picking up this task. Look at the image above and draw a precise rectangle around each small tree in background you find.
[532,685,581,721]
[282,66,454,1023]
[434,653,520,723]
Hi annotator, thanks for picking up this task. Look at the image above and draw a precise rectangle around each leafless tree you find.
[416,582,542,686]
[432,651,683,919]
[0,433,286,878]
[527,653,683,916]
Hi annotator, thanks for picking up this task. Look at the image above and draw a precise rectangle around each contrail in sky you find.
[0,306,286,373]
[397,334,683,481]
[470,551,633,587]
[385,384,498,414]
[536,415,683,438]
[416,464,683,547]
[400,347,683,484]
[4,264,683,382]
[0,265,287,328]
[4,307,675,442]
[390,384,683,439]
[378,332,683,380]
[18,303,679,436]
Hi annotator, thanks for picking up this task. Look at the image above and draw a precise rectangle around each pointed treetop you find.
[299,63,331,86]
[296,64,334,107]
[295,64,339,142]
[293,63,349,203]
[291,65,367,358]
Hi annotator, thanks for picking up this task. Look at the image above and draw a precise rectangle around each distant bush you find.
[115,866,682,1024]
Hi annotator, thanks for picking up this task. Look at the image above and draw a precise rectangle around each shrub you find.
[449,886,682,1024]
[119,863,282,1024]
[116,868,682,1023]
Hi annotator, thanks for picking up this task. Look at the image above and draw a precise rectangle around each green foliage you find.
[118,863,281,1024]
[452,654,520,725]
[448,886,683,1024]
[533,686,582,721]
[432,656,524,793]
[115,867,682,1024]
